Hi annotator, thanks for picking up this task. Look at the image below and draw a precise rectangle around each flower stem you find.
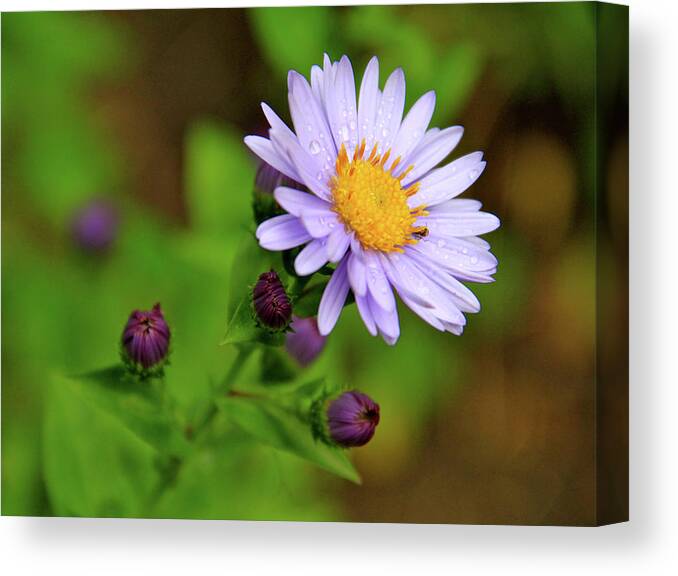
[145,345,253,513]
[192,345,253,439]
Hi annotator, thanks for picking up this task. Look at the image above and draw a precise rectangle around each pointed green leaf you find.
[217,396,361,484]
[43,372,161,517]
[52,367,190,457]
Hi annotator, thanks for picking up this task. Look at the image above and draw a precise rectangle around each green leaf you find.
[221,294,285,347]
[43,371,161,517]
[261,347,299,384]
[153,430,339,521]
[292,279,328,318]
[249,7,331,78]
[53,367,190,457]
[221,235,287,346]
[185,121,254,237]
[217,396,361,484]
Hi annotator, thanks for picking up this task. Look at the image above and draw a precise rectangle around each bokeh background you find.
[2,3,628,525]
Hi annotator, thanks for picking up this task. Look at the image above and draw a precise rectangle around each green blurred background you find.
[1,3,628,525]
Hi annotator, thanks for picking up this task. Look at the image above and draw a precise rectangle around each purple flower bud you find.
[327,391,380,448]
[252,270,292,330]
[122,303,171,371]
[254,161,297,195]
[285,316,326,366]
[71,199,119,252]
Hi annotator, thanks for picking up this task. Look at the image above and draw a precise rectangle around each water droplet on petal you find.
[309,140,321,155]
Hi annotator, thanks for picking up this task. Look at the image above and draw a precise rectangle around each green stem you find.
[192,345,253,439]
[146,346,253,513]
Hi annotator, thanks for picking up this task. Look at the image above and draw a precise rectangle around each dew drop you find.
[308,140,321,155]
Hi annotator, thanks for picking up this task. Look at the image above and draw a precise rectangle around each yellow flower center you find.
[330,141,428,253]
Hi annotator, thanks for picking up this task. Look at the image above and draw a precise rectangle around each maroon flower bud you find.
[253,162,304,225]
[71,199,119,253]
[285,316,326,366]
[252,270,292,330]
[326,391,380,448]
[121,303,171,372]
[255,162,297,195]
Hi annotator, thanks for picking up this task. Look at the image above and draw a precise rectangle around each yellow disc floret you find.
[330,140,428,253]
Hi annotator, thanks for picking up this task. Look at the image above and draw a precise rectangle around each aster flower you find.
[326,390,380,448]
[245,55,499,345]
[121,303,171,372]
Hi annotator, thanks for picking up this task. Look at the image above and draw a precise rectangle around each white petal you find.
[317,257,350,335]
[256,215,312,251]
[310,65,325,106]
[421,211,500,237]
[300,209,339,238]
[363,251,395,312]
[410,152,486,207]
[287,70,337,182]
[326,227,351,263]
[433,198,483,213]
[355,292,377,336]
[373,67,405,152]
[347,252,367,296]
[244,135,299,182]
[368,293,400,344]
[324,55,359,154]
[390,91,436,167]
[286,143,332,201]
[294,238,329,276]
[401,126,464,184]
[399,293,446,332]
[409,238,498,284]
[274,187,330,217]
[358,56,380,152]
[405,250,481,313]
[382,252,466,325]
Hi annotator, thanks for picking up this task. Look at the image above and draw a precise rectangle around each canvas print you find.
[1,2,629,525]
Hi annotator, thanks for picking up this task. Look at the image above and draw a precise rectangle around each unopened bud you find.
[285,316,326,366]
[121,303,171,373]
[325,390,380,448]
[252,270,292,330]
